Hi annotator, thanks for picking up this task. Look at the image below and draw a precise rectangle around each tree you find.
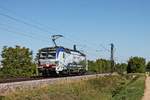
[146,61,150,72]
[88,59,111,73]
[115,63,127,74]
[88,60,96,73]
[1,46,36,77]
[127,56,146,73]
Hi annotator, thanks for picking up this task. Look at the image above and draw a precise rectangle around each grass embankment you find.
[113,74,145,100]
[2,74,145,100]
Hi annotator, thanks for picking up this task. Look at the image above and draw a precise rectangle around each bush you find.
[115,63,127,74]
[127,57,146,73]
[1,46,36,77]
[146,61,150,72]
[88,59,111,73]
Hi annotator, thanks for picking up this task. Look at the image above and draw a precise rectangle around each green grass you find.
[113,75,145,100]
[2,74,145,100]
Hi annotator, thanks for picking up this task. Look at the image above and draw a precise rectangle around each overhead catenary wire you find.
[0,22,50,39]
[0,6,105,51]
[0,11,75,47]
[0,13,51,33]
[0,7,57,44]
[0,6,57,33]
[0,6,114,60]
[0,6,107,49]
[0,26,50,43]
[0,8,56,44]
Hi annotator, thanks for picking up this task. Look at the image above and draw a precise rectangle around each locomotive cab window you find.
[47,53,56,59]
[39,52,47,59]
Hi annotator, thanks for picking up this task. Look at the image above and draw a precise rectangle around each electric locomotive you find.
[36,35,88,76]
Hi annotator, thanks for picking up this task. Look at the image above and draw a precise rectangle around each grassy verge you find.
[113,74,145,100]
[2,74,145,100]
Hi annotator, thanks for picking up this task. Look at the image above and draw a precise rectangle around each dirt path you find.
[142,77,150,100]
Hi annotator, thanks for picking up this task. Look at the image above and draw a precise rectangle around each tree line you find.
[0,46,150,77]
[88,56,150,74]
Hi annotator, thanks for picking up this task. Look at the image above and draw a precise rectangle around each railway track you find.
[0,72,100,84]
[0,73,110,95]
[0,76,53,84]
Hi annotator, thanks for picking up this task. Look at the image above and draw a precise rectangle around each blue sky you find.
[0,0,150,62]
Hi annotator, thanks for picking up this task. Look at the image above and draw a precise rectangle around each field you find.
[1,74,145,100]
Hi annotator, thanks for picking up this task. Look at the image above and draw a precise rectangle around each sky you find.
[0,0,150,63]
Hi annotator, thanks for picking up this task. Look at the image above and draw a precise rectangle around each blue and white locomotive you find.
[36,35,88,76]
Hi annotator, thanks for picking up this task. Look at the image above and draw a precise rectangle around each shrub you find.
[1,46,36,77]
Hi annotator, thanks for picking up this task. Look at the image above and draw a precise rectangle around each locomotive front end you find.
[36,47,58,76]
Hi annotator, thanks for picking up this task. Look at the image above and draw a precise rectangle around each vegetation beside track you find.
[113,74,145,100]
[0,46,37,78]
[1,74,145,100]
[0,46,146,100]
[0,45,149,79]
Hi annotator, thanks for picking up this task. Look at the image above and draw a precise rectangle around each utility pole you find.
[110,43,115,73]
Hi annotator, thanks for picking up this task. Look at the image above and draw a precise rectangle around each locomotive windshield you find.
[47,52,56,59]
[40,52,47,59]
[39,51,56,59]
